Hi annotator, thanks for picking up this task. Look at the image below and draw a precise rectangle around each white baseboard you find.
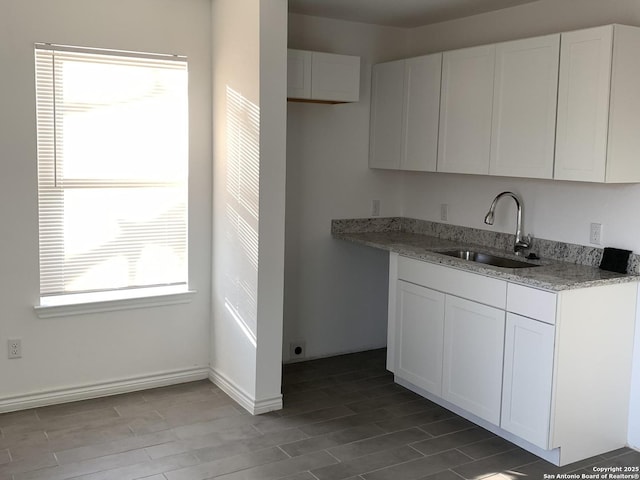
[0,367,209,414]
[208,368,282,415]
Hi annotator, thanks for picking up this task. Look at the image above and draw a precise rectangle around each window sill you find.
[34,286,197,318]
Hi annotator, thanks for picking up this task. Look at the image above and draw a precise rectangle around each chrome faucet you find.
[484,191,530,253]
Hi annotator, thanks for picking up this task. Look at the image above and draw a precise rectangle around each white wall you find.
[403,0,640,449]
[211,0,287,412]
[285,14,408,361]
[211,0,260,406]
[0,0,212,401]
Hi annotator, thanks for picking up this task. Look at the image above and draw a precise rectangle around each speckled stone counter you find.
[332,217,640,291]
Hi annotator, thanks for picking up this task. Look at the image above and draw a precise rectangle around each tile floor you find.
[0,349,638,479]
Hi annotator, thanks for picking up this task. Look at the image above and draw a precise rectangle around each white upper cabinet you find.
[368,24,640,183]
[401,54,442,172]
[287,50,312,99]
[555,25,640,182]
[287,49,360,103]
[490,35,560,179]
[438,45,495,175]
[369,54,442,171]
[369,60,405,169]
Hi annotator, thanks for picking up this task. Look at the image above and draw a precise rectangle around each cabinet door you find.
[287,50,311,99]
[490,35,559,179]
[555,26,613,182]
[438,45,495,175]
[401,53,442,172]
[395,281,445,396]
[311,52,360,102]
[369,60,405,169]
[443,295,505,425]
[501,313,554,449]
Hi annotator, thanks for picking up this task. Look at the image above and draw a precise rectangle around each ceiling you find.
[288,0,543,28]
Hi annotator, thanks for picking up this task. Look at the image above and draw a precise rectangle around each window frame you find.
[34,43,192,310]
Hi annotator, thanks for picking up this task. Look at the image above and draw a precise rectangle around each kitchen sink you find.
[438,249,539,269]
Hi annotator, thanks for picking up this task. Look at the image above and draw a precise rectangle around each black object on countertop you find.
[600,247,632,274]
[526,252,540,260]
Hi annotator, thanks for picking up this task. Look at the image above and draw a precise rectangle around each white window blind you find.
[35,44,189,299]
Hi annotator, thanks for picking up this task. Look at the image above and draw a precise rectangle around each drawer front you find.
[398,256,506,309]
[507,283,557,324]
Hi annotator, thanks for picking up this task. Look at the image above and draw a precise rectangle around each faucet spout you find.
[484,191,530,253]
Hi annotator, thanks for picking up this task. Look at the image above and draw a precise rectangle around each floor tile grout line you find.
[348,448,453,479]
[322,448,342,464]
[276,445,292,458]
[406,443,427,457]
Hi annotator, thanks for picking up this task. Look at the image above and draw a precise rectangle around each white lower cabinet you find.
[387,253,638,466]
[395,281,445,396]
[501,313,554,448]
[442,296,505,425]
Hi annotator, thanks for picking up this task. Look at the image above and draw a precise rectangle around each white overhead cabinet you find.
[489,34,560,179]
[368,24,640,183]
[369,53,442,171]
[287,49,312,99]
[369,60,404,169]
[287,49,360,103]
[438,45,495,175]
[555,25,640,182]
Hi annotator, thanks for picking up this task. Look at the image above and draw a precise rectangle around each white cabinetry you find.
[395,281,444,396]
[287,50,312,99]
[490,35,560,179]
[555,25,640,182]
[287,49,360,103]
[369,60,404,169]
[368,24,640,183]
[394,256,506,426]
[442,296,505,425]
[369,54,442,171]
[437,45,495,174]
[402,55,442,171]
[387,252,637,466]
[501,312,555,448]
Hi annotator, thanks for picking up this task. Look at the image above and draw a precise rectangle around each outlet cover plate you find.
[590,222,602,245]
[8,339,21,359]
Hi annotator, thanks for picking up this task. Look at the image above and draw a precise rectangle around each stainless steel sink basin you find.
[439,249,539,269]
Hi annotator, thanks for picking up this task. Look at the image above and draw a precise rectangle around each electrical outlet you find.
[8,339,21,359]
[440,204,448,222]
[371,199,380,217]
[289,341,306,360]
[590,222,602,245]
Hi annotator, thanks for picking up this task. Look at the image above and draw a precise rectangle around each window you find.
[35,44,189,305]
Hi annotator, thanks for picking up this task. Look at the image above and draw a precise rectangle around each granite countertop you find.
[332,219,640,292]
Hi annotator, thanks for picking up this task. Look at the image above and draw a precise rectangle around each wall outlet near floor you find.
[289,341,306,360]
[371,199,380,217]
[590,222,602,245]
[8,339,21,359]
[440,204,449,222]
